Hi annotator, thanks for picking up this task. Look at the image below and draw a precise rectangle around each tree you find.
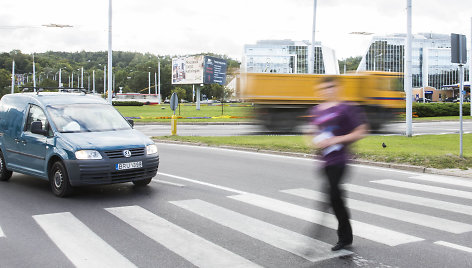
[171,87,187,101]
[338,56,362,73]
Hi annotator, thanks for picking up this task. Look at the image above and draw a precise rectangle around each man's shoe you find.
[331,241,352,251]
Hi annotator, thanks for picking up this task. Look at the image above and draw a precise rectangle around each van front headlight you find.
[146,144,158,155]
[75,150,103,160]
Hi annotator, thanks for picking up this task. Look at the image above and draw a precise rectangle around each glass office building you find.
[357,33,470,89]
[243,39,339,74]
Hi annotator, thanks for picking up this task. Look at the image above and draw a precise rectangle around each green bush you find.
[112,101,144,106]
[413,103,470,117]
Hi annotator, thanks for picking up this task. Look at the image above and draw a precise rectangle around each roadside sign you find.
[170,93,178,113]
[451,33,467,64]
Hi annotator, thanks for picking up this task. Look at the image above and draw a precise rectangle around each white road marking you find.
[33,212,136,268]
[409,175,472,188]
[171,199,352,262]
[344,184,472,216]
[434,241,472,253]
[106,205,261,268]
[158,172,247,194]
[229,193,423,246]
[373,180,472,200]
[282,188,472,234]
[152,179,185,187]
[0,226,4,238]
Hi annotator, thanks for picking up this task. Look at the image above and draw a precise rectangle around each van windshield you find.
[47,104,131,133]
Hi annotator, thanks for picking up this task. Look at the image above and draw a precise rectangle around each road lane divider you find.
[33,212,136,268]
[228,193,423,246]
[106,205,261,268]
[152,179,185,187]
[170,199,352,262]
[372,180,472,200]
[409,175,472,188]
[158,172,247,195]
[344,184,472,216]
[282,188,472,234]
[434,241,472,253]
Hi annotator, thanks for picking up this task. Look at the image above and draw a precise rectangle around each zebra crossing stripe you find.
[409,175,472,188]
[0,226,4,238]
[229,193,423,246]
[33,212,136,268]
[344,184,472,216]
[434,241,472,253]
[282,188,472,234]
[170,199,352,262]
[373,180,472,200]
[106,206,261,268]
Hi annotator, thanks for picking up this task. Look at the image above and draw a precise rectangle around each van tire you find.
[0,151,12,181]
[50,161,73,197]
[132,178,152,187]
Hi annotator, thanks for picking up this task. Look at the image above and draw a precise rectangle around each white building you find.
[243,39,339,75]
[357,33,470,90]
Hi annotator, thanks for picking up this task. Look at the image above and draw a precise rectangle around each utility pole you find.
[107,0,113,103]
[11,60,15,94]
[93,70,95,94]
[158,60,161,104]
[309,0,317,74]
[154,72,157,96]
[59,68,62,88]
[104,65,107,94]
[81,67,84,88]
[405,0,413,137]
[33,54,36,92]
[148,72,151,94]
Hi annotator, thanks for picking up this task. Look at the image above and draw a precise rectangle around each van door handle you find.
[14,138,20,143]
[21,140,27,145]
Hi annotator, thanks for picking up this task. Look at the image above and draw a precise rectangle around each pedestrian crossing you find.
[2,174,472,267]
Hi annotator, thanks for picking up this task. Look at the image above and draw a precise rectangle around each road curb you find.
[154,139,471,179]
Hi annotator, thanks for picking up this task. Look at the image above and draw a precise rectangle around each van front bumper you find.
[64,155,159,186]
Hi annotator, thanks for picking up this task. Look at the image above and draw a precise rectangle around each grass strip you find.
[116,104,254,122]
[154,134,472,170]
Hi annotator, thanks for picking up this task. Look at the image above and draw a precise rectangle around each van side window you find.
[24,105,51,135]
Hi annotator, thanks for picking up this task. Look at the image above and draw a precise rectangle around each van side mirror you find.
[31,121,48,136]
[127,119,134,128]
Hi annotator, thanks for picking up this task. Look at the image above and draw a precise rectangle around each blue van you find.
[0,92,159,197]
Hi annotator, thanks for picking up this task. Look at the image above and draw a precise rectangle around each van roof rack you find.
[19,87,90,94]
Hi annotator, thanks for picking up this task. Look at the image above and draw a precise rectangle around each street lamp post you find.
[11,60,15,94]
[405,0,413,137]
[158,60,161,104]
[309,0,317,74]
[107,0,113,103]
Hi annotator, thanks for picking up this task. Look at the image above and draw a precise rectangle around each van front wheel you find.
[0,151,12,181]
[132,178,152,187]
[50,162,73,197]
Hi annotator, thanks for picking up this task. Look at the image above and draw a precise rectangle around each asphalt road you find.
[134,120,472,136]
[1,143,472,267]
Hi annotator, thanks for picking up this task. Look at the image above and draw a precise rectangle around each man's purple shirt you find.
[311,103,365,166]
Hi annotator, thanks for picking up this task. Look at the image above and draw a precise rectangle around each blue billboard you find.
[203,56,227,85]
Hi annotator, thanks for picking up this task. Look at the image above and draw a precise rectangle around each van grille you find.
[104,148,145,159]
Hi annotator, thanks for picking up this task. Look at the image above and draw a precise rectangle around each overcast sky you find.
[1,0,471,60]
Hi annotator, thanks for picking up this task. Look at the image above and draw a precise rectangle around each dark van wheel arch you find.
[0,151,12,181]
[49,161,73,197]
[132,178,152,187]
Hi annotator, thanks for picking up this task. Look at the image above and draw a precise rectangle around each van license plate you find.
[116,161,143,170]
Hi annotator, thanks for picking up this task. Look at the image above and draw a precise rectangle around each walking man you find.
[311,77,368,251]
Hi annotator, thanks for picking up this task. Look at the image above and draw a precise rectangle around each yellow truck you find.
[239,72,405,131]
